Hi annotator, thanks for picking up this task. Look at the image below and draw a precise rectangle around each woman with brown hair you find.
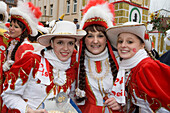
[2,1,42,72]
[75,0,121,112]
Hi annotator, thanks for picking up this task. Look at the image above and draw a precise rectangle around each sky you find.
[149,0,170,13]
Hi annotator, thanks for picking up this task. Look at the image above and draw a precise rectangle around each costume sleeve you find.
[135,60,170,112]
[15,43,34,62]
[1,52,35,112]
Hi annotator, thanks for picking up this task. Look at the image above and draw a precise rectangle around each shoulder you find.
[132,57,170,78]
[135,57,160,70]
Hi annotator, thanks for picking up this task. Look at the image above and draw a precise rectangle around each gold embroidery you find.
[88,58,110,103]
[88,58,109,81]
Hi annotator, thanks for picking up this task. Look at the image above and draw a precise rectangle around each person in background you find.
[1,21,86,113]
[0,1,9,31]
[2,1,42,72]
[106,22,170,112]
[0,1,9,112]
[20,22,49,55]
[73,18,80,29]
[158,29,170,66]
[151,42,159,59]
[75,0,121,112]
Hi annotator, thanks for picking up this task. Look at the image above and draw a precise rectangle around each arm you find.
[2,52,44,112]
[132,60,170,112]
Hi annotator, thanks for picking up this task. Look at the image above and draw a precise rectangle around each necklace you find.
[88,58,110,101]
[88,58,110,81]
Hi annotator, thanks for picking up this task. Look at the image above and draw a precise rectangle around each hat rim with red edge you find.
[106,22,152,50]
[37,21,86,47]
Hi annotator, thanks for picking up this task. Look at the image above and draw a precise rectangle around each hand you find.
[104,97,121,111]
[3,60,14,72]
[27,106,48,113]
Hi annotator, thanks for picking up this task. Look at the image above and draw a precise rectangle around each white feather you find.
[80,3,114,29]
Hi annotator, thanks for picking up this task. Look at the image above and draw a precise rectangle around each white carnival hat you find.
[10,1,42,36]
[37,21,86,47]
[164,29,170,46]
[0,1,8,23]
[37,22,49,34]
[106,22,152,50]
[80,0,115,29]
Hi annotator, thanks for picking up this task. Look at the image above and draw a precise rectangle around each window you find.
[8,5,12,9]
[50,4,53,16]
[73,0,77,13]
[66,0,70,14]
[5,0,14,3]
[44,6,46,16]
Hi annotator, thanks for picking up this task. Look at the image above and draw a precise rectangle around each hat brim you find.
[37,30,86,47]
[106,24,145,49]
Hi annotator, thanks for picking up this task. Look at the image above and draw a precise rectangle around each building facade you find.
[109,0,150,25]
[27,0,84,25]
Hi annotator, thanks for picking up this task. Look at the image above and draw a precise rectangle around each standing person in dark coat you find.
[158,29,170,66]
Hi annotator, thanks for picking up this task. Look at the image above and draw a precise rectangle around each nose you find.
[121,41,127,47]
[63,44,68,50]
[93,36,98,43]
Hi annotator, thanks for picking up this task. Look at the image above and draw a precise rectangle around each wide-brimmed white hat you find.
[0,1,8,23]
[37,21,86,47]
[164,29,170,46]
[106,22,152,50]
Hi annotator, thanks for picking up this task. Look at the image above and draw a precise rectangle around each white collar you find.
[44,49,71,71]
[85,47,108,61]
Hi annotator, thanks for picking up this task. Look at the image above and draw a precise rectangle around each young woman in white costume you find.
[2,21,86,113]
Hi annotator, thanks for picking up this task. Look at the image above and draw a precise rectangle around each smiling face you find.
[85,27,107,55]
[9,21,23,38]
[51,37,76,62]
[117,32,145,60]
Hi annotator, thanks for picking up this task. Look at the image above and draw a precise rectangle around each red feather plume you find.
[82,0,115,25]
[33,7,42,19]
[27,2,42,19]
[83,0,114,17]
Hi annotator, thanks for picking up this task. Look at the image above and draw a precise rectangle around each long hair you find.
[9,19,29,61]
[77,25,118,101]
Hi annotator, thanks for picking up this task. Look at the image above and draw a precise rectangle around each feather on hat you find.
[10,1,42,36]
[0,1,8,23]
[80,0,115,29]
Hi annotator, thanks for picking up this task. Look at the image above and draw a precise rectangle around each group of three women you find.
[1,0,170,113]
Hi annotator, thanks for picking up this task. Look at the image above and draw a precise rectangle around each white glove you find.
[53,70,66,86]
[75,88,86,98]
[3,60,14,72]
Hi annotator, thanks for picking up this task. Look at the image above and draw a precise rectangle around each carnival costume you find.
[2,20,86,113]
[3,1,42,72]
[106,22,170,112]
[75,0,121,112]
[0,1,9,111]
[1,49,78,112]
